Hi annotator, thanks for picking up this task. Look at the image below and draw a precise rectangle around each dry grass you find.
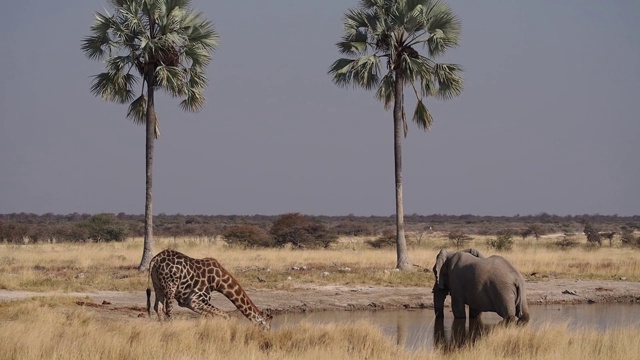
[0,233,639,293]
[440,322,640,360]
[0,297,638,360]
[0,297,406,360]
[1,237,639,359]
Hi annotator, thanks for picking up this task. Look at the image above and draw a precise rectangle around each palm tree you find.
[329,0,463,269]
[82,0,219,270]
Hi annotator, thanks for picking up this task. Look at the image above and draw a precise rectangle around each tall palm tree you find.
[329,0,463,269]
[82,0,219,270]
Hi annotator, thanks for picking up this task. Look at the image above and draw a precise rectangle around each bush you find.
[78,214,129,242]
[0,220,28,243]
[620,227,640,247]
[583,222,602,246]
[366,229,396,249]
[520,224,543,240]
[333,221,374,236]
[555,233,579,249]
[447,230,472,249]
[270,213,338,249]
[487,233,513,251]
[223,225,272,248]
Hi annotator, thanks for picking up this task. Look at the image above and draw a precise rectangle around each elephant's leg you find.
[451,297,467,319]
[451,318,467,349]
[497,299,517,324]
[468,307,482,319]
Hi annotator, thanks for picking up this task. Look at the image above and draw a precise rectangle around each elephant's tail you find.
[515,284,530,324]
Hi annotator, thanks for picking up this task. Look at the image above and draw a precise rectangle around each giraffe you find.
[146,249,272,329]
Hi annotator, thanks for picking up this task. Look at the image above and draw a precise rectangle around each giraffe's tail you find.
[146,288,152,317]
[146,256,155,318]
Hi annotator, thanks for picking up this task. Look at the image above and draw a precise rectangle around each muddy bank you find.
[1,279,639,320]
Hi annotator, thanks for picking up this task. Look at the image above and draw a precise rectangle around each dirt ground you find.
[1,279,639,321]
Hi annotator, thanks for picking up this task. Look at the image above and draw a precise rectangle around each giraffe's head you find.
[255,309,273,330]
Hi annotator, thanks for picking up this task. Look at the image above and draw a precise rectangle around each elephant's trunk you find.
[433,286,447,318]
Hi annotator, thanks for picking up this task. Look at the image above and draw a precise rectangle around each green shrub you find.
[333,221,374,236]
[447,230,472,249]
[487,233,514,251]
[583,222,601,246]
[366,229,396,249]
[223,225,272,248]
[270,213,338,249]
[555,233,579,249]
[78,214,128,242]
[620,227,640,247]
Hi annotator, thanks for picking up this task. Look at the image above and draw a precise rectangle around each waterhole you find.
[272,303,640,351]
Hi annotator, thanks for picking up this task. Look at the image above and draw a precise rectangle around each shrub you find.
[447,230,472,249]
[333,221,374,236]
[487,233,513,251]
[270,213,338,249]
[620,227,640,247]
[223,225,272,248]
[366,229,396,249]
[78,214,129,242]
[520,224,543,240]
[555,233,579,249]
[0,220,29,243]
[583,222,602,246]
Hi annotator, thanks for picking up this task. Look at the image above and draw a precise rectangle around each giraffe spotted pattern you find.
[146,249,271,329]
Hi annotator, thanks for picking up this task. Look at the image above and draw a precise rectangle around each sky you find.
[1,0,639,217]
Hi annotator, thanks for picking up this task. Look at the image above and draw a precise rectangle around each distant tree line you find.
[1,212,638,247]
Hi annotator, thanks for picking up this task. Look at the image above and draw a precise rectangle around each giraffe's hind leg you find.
[154,291,165,321]
[186,293,230,319]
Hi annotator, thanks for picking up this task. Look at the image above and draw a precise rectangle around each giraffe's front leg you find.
[187,292,230,319]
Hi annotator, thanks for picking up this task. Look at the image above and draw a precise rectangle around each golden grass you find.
[446,323,640,360]
[0,233,639,293]
[0,298,638,360]
[0,297,406,360]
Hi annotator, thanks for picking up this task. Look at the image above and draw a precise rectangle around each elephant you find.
[432,248,530,324]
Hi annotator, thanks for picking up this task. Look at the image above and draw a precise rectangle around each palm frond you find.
[423,1,461,57]
[375,72,395,110]
[432,63,464,100]
[336,29,369,55]
[126,94,147,125]
[90,70,137,104]
[179,88,205,112]
[328,58,357,88]
[413,99,433,131]
[155,65,186,96]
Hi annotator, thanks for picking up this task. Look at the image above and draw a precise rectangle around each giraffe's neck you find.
[215,268,266,325]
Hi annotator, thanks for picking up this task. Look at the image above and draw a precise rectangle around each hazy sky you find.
[1,1,639,216]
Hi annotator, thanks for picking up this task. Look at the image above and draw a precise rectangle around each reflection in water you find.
[433,318,493,352]
[273,303,640,352]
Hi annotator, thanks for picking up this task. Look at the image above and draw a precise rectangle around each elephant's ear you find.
[434,249,448,290]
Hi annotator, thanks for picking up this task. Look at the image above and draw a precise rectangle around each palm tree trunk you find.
[138,77,156,271]
[393,72,411,270]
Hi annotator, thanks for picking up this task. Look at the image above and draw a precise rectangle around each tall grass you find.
[1,233,639,292]
[1,297,638,360]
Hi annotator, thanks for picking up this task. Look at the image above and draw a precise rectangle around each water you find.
[272,303,640,351]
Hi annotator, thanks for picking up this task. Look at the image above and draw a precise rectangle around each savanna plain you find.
[1,233,640,360]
